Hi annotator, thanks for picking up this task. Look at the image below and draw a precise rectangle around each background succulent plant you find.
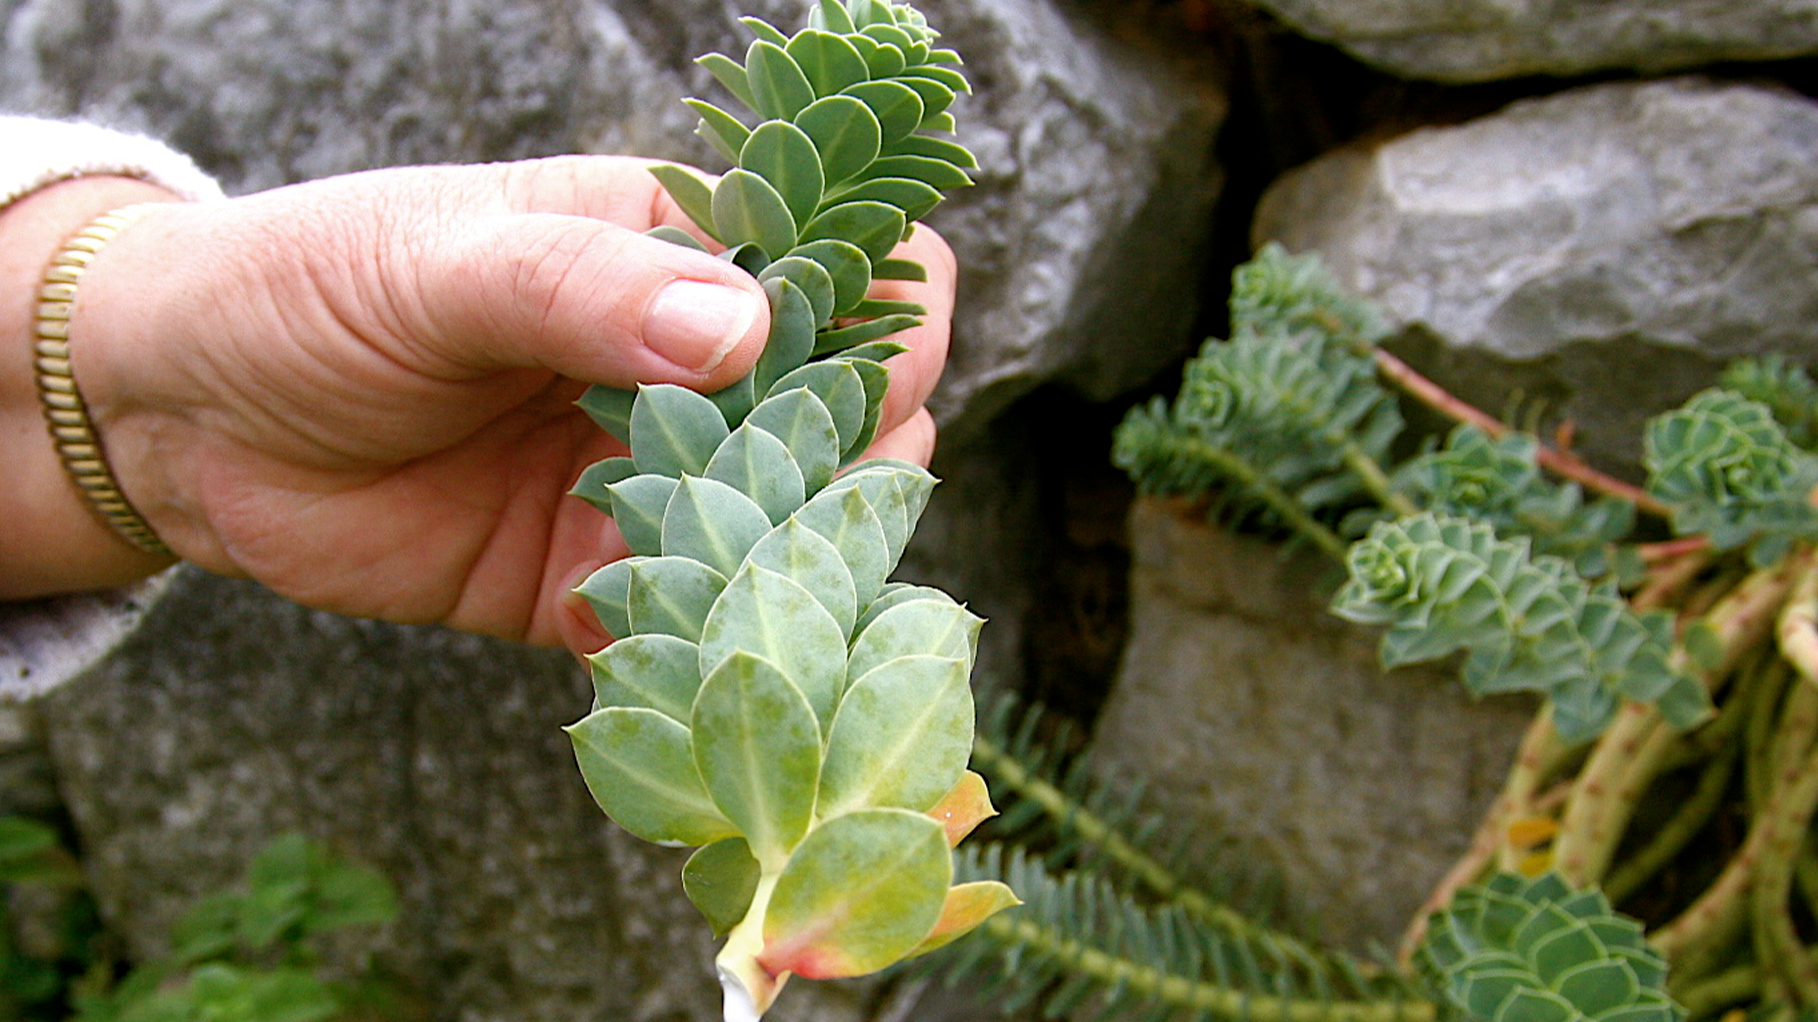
[557,1,1014,1016]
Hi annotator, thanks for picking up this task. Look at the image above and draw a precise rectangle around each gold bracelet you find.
[33,203,174,558]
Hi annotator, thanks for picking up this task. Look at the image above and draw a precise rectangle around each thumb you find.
[413,212,770,389]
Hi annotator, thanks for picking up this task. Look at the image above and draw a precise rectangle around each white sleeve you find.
[0,117,226,700]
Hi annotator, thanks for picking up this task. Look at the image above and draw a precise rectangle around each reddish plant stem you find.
[1639,535,1711,563]
[1372,349,1672,517]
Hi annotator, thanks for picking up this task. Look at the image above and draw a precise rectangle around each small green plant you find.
[560,0,1012,1016]
[70,833,404,1022]
[931,245,1818,1022]
[0,816,90,1021]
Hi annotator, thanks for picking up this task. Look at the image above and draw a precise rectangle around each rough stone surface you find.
[1255,77,1818,475]
[1247,0,1818,83]
[0,0,1225,443]
[1091,500,1534,952]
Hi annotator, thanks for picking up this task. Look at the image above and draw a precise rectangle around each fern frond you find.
[1643,388,1818,565]
[1330,514,1709,742]
[1395,427,1637,580]
[940,845,1432,1022]
[972,696,1371,983]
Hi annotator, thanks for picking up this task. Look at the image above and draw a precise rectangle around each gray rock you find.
[1254,77,1818,474]
[0,0,1224,442]
[1248,0,1818,83]
[1091,500,1533,952]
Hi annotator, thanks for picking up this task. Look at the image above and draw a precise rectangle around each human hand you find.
[0,157,953,651]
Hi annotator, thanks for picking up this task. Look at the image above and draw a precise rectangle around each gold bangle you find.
[33,203,174,559]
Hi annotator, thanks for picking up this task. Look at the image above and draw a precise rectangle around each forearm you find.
[0,176,182,598]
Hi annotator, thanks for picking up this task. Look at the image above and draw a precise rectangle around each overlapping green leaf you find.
[568,707,736,847]
[692,651,823,868]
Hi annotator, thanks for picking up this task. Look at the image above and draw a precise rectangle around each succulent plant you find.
[1417,872,1683,1022]
[558,1,1015,1016]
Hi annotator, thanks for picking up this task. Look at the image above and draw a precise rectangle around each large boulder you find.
[0,0,1224,1016]
[1254,77,1818,475]
[1245,0,1818,83]
[1091,500,1534,951]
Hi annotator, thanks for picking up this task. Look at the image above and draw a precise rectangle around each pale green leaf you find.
[861,23,915,54]
[705,422,808,525]
[645,224,710,252]
[575,557,639,639]
[855,582,945,633]
[794,484,892,604]
[713,168,799,260]
[605,474,678,557]
[755,277,818,396]
[661,475,775,578]
[746,39,816,121]
[824,175,942,221]
[891,75,955,120]
[709,368,758,425]
[744,518,859,635]
[567,707,735,847]
[795,95,883,186]
[696,52,758,117]
[811,314,922,357]
[826,462,934,559]
[587,632,702,721]
[842,80,924,142]
[800,200,906,263]
[848,32,905,79]
[758,808,950,979]
[834,355,890,462]
[759,256,837,327]
[630,383,730,478]
[684,99,751,164]
[691,651,822,868]
[699,564,849,730]
[787,238,873,315]
[684,837,762,937]
[812,0,857,34]
[873,257,926,281]
[576,384,636,443]
[738,15,789,47]
[903,65,971,95]
[768,361,869,454]
[741,120,825,233]
[848,597,981,680]
[747,386,842,492]
[867,154,971,192]
[921,111,957,133]
[786,30,870,98]
[880,133,977,169]
[569,456,636,515]
[628,556,730,641]
[648,164,722,243]
[819,654,973,815]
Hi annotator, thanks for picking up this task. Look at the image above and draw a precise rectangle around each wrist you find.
[0,175,182,598]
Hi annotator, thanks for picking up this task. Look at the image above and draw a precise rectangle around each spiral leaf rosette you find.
[1417,873,1683,1022]
[559,1,1015,1017]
